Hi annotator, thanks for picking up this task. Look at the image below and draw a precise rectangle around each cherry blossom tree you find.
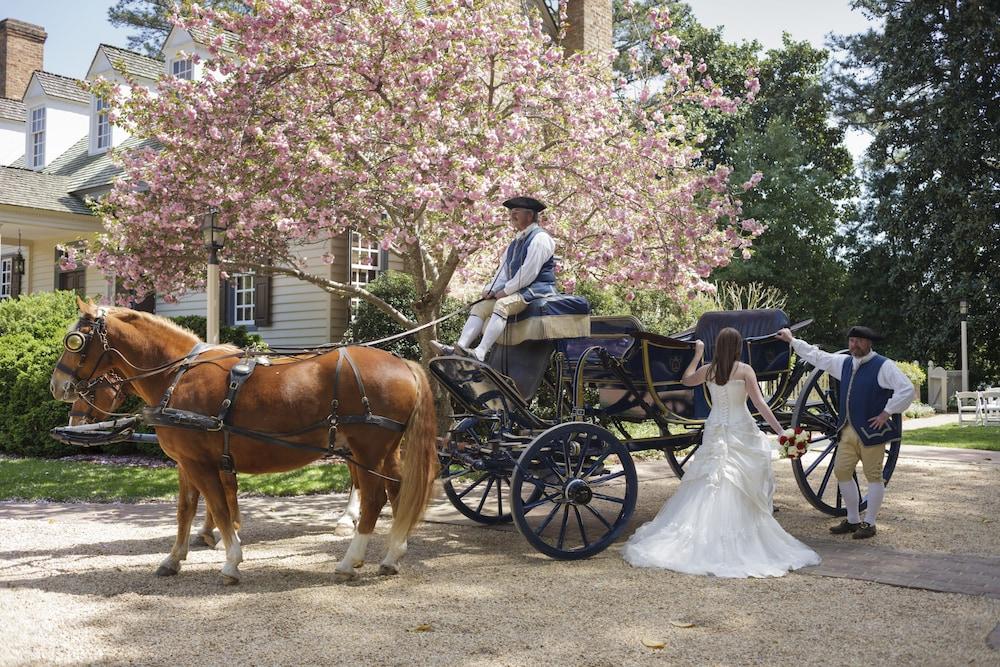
[88,0,762,355]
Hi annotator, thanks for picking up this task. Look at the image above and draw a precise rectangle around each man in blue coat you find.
[777,326,914,539]
[437,196,556,362]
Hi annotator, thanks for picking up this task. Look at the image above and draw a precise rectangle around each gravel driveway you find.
[1,453,998,666]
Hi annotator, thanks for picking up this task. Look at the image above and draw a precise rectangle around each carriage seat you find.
[499,294,591,347]
[694,309,790,361]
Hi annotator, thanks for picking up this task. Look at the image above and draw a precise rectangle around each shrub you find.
[342,271,464,360]
[904,402,936,419]
[167,315,267,349]
[0,291,79,457]
[896,360,926,388]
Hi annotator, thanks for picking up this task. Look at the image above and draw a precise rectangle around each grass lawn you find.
[0,458,352,502]
[903,424,1000,450]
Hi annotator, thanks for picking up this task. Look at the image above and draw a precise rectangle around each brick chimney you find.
[563,0,612,59]
[0,18,46,100]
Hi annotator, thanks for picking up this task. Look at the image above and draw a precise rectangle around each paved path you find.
[903,412,959,430]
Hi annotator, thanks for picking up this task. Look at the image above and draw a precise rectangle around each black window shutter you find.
[253,273,271,327]
[378,248,389,274]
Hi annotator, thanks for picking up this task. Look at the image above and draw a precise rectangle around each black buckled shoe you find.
[852,522,877,539]
[829,519,861,534]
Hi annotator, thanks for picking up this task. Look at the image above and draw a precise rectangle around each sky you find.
[3,0,877,158]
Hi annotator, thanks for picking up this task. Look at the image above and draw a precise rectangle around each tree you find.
[107,0,248,56]
[612,2,856,346]
[830,0,1000,380]
[87,0,761,360]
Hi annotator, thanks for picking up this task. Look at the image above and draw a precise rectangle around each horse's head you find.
[50,297,116,403]
[67,372,131,425]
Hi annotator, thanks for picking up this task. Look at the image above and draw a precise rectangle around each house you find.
[0,2,611,344]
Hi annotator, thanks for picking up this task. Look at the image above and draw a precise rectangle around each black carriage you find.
[429,298,901,560]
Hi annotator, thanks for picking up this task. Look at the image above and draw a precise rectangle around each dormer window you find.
[95,96,111,150]
[172,58,193,80]
[30,107,45,168]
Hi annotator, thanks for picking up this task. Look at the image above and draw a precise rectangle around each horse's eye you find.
[64,332,87,352]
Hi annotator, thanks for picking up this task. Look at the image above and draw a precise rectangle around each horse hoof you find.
[199,533,218,549]
[155,565,179,577]
[333,569,356,583]
[352,559,364,569]
[222,575,240,586]
[378,564,399,577]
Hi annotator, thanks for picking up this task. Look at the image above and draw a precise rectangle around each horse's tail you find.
[390,360,440,542]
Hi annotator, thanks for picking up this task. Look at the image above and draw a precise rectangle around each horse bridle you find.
[57,311,114,394]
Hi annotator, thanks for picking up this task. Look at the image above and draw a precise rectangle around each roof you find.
[31,71,90,105]
[98,44,164,81]
[0,167,92,215]
[43,135,159,192]
[186,25,240,52]
[0,97,25,122]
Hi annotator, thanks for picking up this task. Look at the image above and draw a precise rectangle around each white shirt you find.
[790,338,915,416]
[487,223,556,294]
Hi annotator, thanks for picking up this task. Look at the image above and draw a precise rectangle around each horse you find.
[51,299,439,584]
[67,372,365,547]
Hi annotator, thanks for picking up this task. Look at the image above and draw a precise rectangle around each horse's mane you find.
[107,307,241,353]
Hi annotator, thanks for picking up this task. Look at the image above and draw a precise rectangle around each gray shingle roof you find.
[33,71,90,105]
[43,134,158,192]
[187,26,240,52]
[99,44,164,81]
[0,97,25,122]
[0,167,92,215]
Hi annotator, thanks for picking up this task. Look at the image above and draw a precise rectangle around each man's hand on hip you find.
[868,411,891,429]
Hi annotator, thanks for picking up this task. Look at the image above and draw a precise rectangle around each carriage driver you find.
[776,325,914,539]
[433,196,556,362]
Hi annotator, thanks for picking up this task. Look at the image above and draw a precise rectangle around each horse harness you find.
[138,343,407,478]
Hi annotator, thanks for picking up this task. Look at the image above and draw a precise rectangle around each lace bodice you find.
[705,379,755,427]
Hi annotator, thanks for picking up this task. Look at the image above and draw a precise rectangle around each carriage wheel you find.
[510,422,637,560]
[443,464,516,525]
[663,427,701,479]
[790,364,901,516]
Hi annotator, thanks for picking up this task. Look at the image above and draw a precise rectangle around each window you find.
[55,245,85,297]
[349,231,384,321]
[95,96,111,150]
[0,257,11,299]
[232,273,255,325]
[30,107,45,168]
[172,58,193,80]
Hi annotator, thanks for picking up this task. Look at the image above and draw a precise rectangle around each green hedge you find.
[0,292,264,459]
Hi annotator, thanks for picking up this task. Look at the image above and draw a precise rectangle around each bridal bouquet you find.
[778,427,810,459]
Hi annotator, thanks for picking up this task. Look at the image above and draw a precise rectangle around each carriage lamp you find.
[201,209,226,345]
[13,231,25,276]
[959,299,968,317]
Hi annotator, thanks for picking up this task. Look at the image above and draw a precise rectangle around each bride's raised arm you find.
[742,364,784,435]
[681,340,709,387]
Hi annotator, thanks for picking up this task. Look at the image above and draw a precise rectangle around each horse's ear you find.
[76,296,95,316]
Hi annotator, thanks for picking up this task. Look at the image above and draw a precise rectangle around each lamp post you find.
[202,209,225,345]
[959,298,969,392]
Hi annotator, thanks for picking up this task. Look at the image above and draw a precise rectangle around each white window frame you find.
[348,231,382,322]
[95,96,111,150]
[232,272,255,325]
[30,107,45,168]
[0,257,11,299]
[172,58,193,80]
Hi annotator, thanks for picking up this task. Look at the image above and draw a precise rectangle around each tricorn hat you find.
[502,196,546,213]
[847,325,884,342]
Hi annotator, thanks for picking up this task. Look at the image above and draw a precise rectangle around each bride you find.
[622,326,820,577]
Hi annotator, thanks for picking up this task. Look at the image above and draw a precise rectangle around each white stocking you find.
[457,315,484,349]
[473,314,507,361]
[864,481,885,525]
[839,480,861,524]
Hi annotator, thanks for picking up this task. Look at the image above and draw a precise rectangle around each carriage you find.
[428,298,902,560]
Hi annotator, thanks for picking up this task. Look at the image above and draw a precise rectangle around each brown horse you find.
[51,299,439,584]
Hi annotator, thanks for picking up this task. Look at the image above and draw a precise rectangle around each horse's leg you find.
[196,508,218,549]
[189,461,243,585]
[192,471,240,549]
[379,449,406,576]
[156,466,200,576]
[334,467,386,582]
[333,463,361,537]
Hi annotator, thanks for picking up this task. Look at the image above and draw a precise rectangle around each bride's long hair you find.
[707,327,743,385]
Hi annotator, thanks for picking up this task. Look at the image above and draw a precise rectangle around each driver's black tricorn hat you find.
[502,196,546,212]
[847,325,884,342]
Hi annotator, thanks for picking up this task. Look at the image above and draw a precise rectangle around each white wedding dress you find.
[622,379,821,577]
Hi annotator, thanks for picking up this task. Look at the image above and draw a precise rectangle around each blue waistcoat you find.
[838,354,901,446]
[503,226,556,302]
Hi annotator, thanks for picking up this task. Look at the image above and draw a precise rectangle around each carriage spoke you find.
[572,505,589,548]
[590,492,625,504]
[496,477,504,517]
[556,505,570,550]
[454,473,490,499]
[816,455,836,501]
[544,454,567,483]
[582,503,614,530]
[522,490,564,512]
[587,469,627,485]
[581,446,612,478]
[804,439,837,477]
[533,501,562,536]
[475,477,496,515]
